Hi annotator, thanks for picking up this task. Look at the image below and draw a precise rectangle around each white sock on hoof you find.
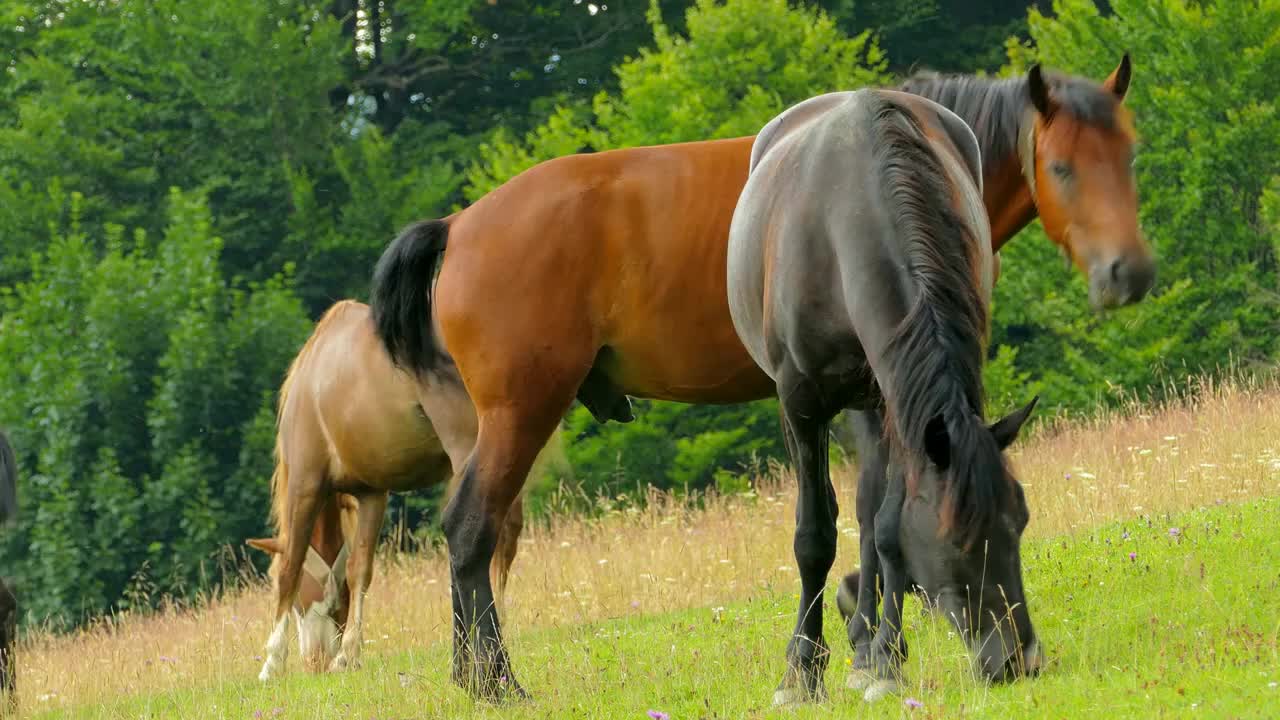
[258,614,292,681]
[862,677,900,703]
[845,669,875,691]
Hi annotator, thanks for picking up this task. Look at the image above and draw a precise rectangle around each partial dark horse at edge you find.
[0,429,17,712]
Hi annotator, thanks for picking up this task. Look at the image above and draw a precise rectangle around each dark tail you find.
[0,430,15,526]
[868,96,1006,548]
[370,219,450,376]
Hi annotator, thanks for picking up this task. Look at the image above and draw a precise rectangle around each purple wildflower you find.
[1122,530,1130,540]
[631,600,641,610]
[904,697,923,709]
[158,656,176,664]
[647,712,670,720]
[271,709,283,718]
[254,712,263,720]
[1169,527,1182,539]
[1064,472,1072,480]
[1129,552,1137,562]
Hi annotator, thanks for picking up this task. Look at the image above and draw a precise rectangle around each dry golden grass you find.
[15,376,1280,715]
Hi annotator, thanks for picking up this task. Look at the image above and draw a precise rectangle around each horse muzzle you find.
[1089,253,1156,310]
[977,630,1044,683]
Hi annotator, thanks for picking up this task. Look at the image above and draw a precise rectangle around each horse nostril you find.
[1110,257,1126,284]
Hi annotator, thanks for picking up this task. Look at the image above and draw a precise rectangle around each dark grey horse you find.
[0,429,16,711]
[727,88,1042,705]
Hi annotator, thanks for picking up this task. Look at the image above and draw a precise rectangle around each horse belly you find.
[606,332,775,404]
[321,371,452,493]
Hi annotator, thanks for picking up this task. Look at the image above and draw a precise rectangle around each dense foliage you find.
[0,0,1275,628]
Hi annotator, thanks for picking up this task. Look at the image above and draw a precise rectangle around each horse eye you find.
[1050,161,1073,180]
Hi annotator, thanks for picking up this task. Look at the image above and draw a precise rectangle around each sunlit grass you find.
[16,376,1280,718]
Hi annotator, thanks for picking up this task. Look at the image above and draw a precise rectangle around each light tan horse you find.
[247,300,555,679]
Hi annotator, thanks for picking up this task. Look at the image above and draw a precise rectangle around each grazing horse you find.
[728,88,1040,705]
[833,54,1149,663]
[369,57,1149,700]
[248,300,540,681]
[1,429,16,712]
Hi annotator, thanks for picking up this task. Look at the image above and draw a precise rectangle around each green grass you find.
[42,498,1280,719]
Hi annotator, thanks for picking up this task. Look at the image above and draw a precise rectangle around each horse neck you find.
[983,150,1039,251]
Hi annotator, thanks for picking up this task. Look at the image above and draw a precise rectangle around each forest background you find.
[1,0,1277,630]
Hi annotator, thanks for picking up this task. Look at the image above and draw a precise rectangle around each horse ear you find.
[1103,52,1131,101]
[246,537,283,555]
[1027,64,1054,118]
[923,414,952,471]
[989,396,1040,451]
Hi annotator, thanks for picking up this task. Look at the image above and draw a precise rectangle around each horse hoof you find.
[863,678,900,703]
[328,654,353,673]
[772,687,809,707]
[845,669,875,691]
[482,682,530,704]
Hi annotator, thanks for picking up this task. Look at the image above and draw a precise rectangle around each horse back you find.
[438,134,775,404]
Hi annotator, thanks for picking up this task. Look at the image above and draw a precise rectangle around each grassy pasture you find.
[16,378,1280,719]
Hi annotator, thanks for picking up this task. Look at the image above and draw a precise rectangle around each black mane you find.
[899,71,1124,174]
[868,95,1006,544]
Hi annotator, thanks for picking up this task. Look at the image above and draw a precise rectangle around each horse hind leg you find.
[330,492,388,673]
[258,468,326,682]
[447,403,567,702]
[773,372,840,707]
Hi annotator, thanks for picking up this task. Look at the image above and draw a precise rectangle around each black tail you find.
[0,430,16,526]
[370,219,450,376]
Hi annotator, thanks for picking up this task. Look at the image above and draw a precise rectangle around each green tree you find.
[0,0,348,293]
[0,189,312,625]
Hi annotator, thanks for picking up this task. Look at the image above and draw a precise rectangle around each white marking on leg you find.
[846,669,875,691]
[863,677,900,703]
[772,687,809,707]
[258,612,292,681]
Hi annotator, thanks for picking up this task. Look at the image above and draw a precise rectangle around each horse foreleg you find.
[862,466,909,703]
[839,408,889,690]
[330,492,387,673]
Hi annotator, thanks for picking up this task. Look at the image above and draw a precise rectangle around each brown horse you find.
[247,300,544,681]
[1,429,16,713]
[370,57,1152,700]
